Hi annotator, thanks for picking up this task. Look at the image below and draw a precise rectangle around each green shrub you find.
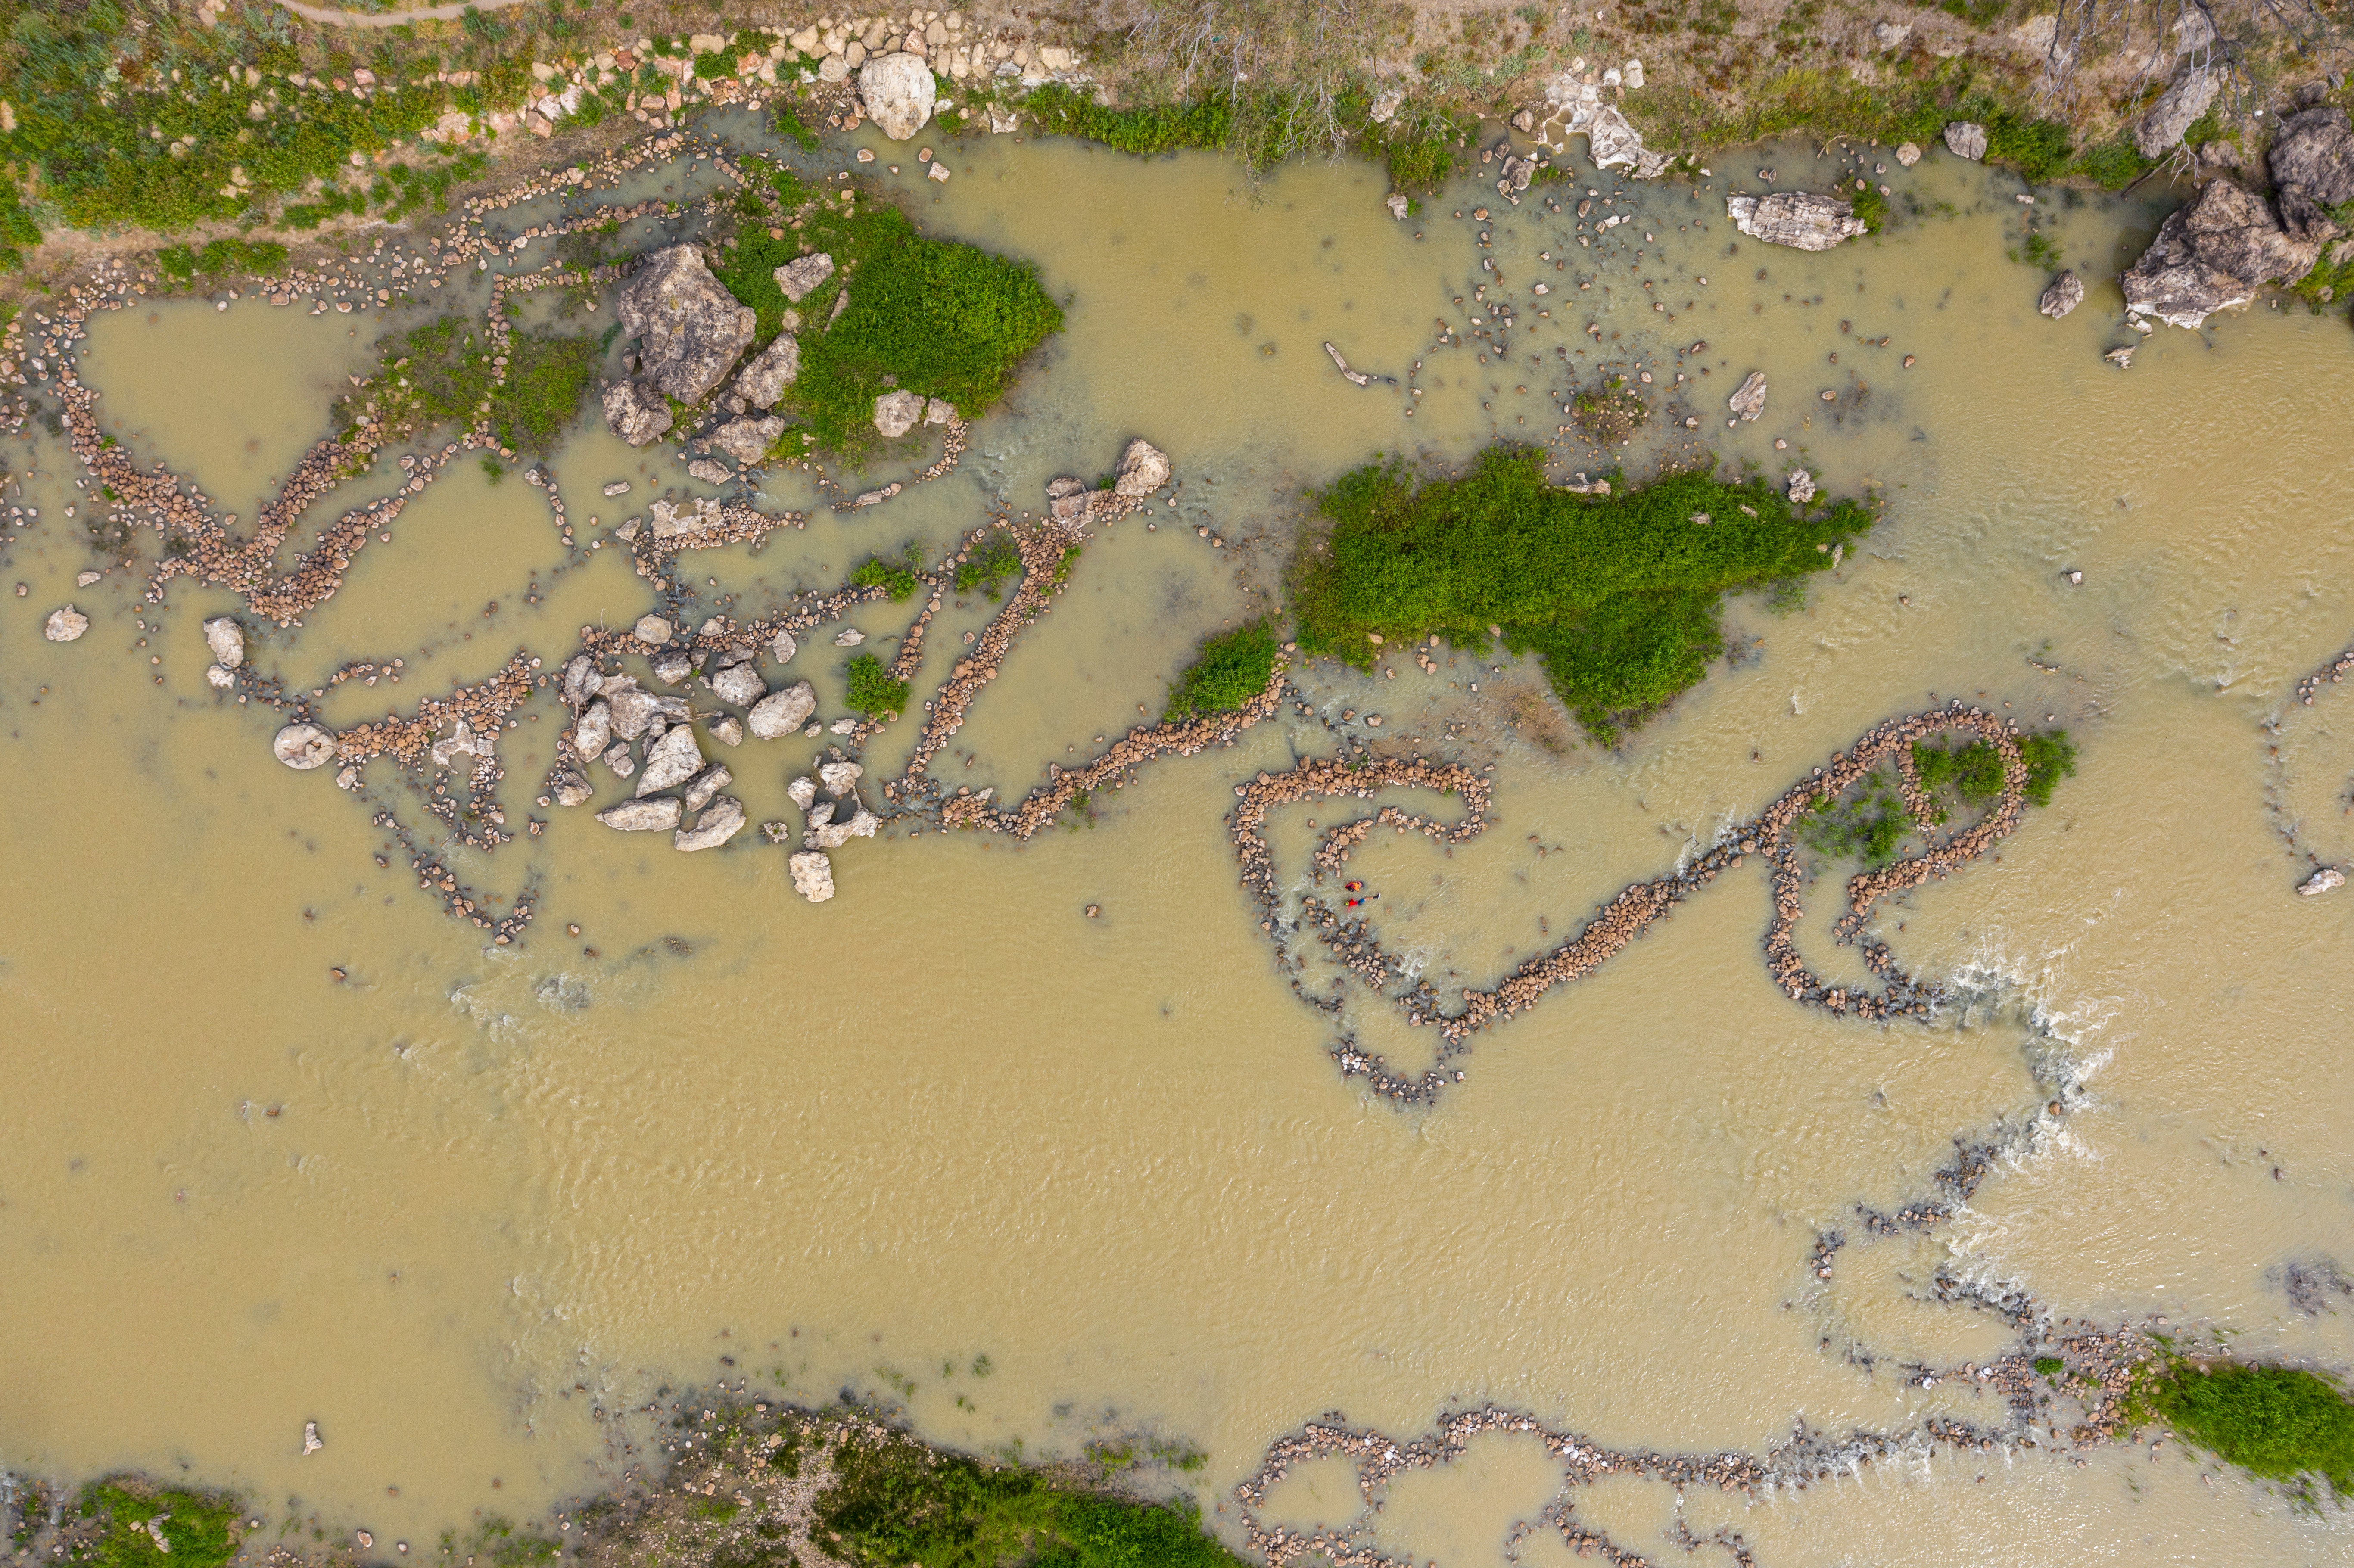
[2142,1363,2354,1500]
[1797,768,1910,864]
[851,554,922,602]
[1293,447,1873,740]
[2070,137,2153,191]
[1912,729,2073,809]
[1851,184,1887,233]
[2019,730,2076,806]
[845,653,910,717]
[342,314,596,455]
[1165,622,1278,720]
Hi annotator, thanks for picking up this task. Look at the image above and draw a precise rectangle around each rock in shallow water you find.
[636,725,704,796]
[1114,437,1171,497]
[2300,866,2345,896]
[749,680,818,739]
[1726,193,1866,251]
[602,376,675,447]
[42,605,88,641]
[598,796,681,832]
[676,796,747,851]
[710,415,785,464]
[2037,271,2084,319]
[707,661,766,707]
[1942,121,1987,161]
[1728,370,1768,421]
[1786,468,1815,505]
[2121,178,2320,330]
[202,615,245,668]
[789,850,835,902]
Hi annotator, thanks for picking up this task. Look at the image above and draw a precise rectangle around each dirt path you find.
[268,0,540,27]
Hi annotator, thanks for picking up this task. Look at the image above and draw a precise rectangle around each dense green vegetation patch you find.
[1798,768,1911,865]
[710,168,1062,463]
[74,1481,240,1568]
[844,653,910,718]
[813,1429,1246,1568]
[341,314,598,456]
[1164,622,1278,721]
[2139,1363,2354,1500]
[1293,446,1874,740]
[1023,83,1234,157]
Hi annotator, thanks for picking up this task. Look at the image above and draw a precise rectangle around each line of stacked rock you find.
[1225,707,2030,1105]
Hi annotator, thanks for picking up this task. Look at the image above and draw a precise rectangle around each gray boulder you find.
[42,605,88,642]
[602,741,638,777]
[775,253,836,302]
[601,676,660,739]
[634,614,673,644]
[819,759,865,795]
[676,796,747,852]
[789,850,835,902]
[637,726,704,796]
[686,457,735,485]
[873,389,925,437]
[272,722,336,769]
[707,661,766,706]
[2271,105,2354,204]
[202,615,245,668]
[1943,121,1988,161]
[560,653,601,711]
[734,334,800,406]
[809,806,879,849]
[1584,106,1644,171]
[603,378,674,446]
[598,796,681,831]
[2121,177,2321,329]
[2037,271,2084,318]
[710,415,785,464]
[1114,437,1171,497]
[2270,105,2354,243]
[771,627,799,663]
[2300,865,2345,896]
[1786,469,1815,505]
[1728,370,1768,421]
[1726,192,1866,250]
[616,245,756,404]
[857,52,936,140]
[2135,64,2219,158]
[749,680,818,738]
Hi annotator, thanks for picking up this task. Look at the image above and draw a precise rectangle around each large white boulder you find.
[858,52,936,140]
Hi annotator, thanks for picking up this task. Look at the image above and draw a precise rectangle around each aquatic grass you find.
[75,1482,240,1568]
[851,552,922,603]
[1912,729,2074,810]
[845,653,910,717]
[813,1428,1247,1568]
[2139,1363,2354,1501]
[342,313,598,456]
[155,237,289,281]
[953,532,1023,598]
[1165,622,1277,720]
[1023,82,1235,156]
[1292,446,1874,740]
[1797,767,1911,865]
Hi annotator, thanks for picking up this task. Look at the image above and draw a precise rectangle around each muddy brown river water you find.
[4,123,2354,1566]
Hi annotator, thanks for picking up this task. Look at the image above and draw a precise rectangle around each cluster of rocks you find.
[2122,104,2354,329]
[1535,58,1669,180]
[766,757,880,902]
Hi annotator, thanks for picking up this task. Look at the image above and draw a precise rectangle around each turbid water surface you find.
[4,124,2353,1566]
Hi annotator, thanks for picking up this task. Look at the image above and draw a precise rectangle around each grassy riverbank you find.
[1292,446,1873,740]
[3,1406,1246,1568]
